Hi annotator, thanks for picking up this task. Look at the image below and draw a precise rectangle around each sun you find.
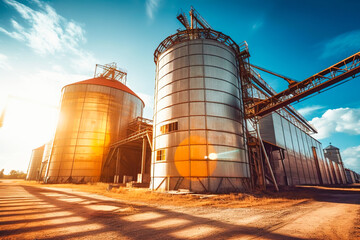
[1,98,59,148]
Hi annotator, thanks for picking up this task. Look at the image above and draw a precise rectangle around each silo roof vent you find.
[94,62,127,85]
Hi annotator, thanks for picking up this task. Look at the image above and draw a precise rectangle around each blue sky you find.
[0,0,359,174]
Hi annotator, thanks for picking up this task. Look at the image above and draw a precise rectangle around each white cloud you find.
[310,107,360,139]
[252,20,263,31]
[297,105,324,117]
[0,0,96,73]
[321,29,360,59]
[342,145,360,173]
[146,0,161,20]
[0,53,13,70]
[137,92,154,119]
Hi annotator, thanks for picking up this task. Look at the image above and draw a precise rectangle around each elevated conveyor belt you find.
[248,52,360,118]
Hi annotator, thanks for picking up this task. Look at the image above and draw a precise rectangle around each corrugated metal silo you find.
[151,30,249,192]
[39,139,52,181]
[26,145,45,180]
[324,145,346,184]
[46,67,144,183]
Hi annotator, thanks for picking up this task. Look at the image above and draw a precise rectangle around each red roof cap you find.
[64,77,144,106]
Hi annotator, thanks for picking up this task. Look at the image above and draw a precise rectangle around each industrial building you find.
[260,112,331,186]
[27,7,360,193]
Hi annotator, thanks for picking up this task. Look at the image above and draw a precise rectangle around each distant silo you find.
[324,145,346,184]
[39,140,52,181]
[46,66,144,183]
[26,145,45,180]
[151,30,249,192]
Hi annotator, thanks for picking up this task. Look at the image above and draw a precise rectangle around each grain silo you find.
[26,145,45,180]
[324,145,347,184]
[151,9,249,192]
[39,139,52,181]
[45,63,144,183]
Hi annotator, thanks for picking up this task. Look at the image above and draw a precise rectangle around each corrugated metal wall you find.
[260,112,332,186]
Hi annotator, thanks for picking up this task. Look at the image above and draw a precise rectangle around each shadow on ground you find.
[0,183,308,240]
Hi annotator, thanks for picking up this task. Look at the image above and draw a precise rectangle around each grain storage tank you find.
[26,145,45,180]
[46,64,144,183]
[324,144,346,184]
[151,25,249,192]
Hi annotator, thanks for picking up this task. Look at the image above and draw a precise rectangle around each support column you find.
[114,148,121,183]
[141,137,147,174]
[138,137,148,183]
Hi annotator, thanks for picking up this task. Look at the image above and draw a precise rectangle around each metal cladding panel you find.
[297,128,311,184]
[322,156,332,184]
[345,169,352,183]
[310,136,320,183]
[346,169,356,183]
[281,117,300,185]
[290,124,306,184]
[325,158,335,184]
[26,145,45,180]
[47,82,144,183]
[259,114,276,144]
[259,112,331,186]
[334,162,345,184]
[333,163,341,184]
[328,159,339,184]
[152,39,248,192]
[303,131,316,184]
[296,127,310,184]
[339,164,347,184]
[316,141,330,184]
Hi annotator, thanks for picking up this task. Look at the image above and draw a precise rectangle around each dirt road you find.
[0,180,359,239]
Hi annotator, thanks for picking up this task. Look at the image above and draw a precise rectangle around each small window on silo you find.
[160,122,178,134]
[156,150,166,161]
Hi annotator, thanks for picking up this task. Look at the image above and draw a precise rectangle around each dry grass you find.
[19,180,316,209]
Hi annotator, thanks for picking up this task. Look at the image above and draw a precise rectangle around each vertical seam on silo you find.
[202,40,210,192]
[152,57,159,190]
[187,41,191,191]
[101,87,112,181]
[239,53,249,184]
[69,85,88,181]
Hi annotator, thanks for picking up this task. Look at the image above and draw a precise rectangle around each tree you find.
[0,169,4,178]
[9,170,18,178]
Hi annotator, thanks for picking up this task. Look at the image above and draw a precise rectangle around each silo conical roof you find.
[64,77,144,105]
[325,144,339,150]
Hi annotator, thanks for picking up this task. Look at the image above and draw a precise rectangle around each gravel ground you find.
[0,180,359,239]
